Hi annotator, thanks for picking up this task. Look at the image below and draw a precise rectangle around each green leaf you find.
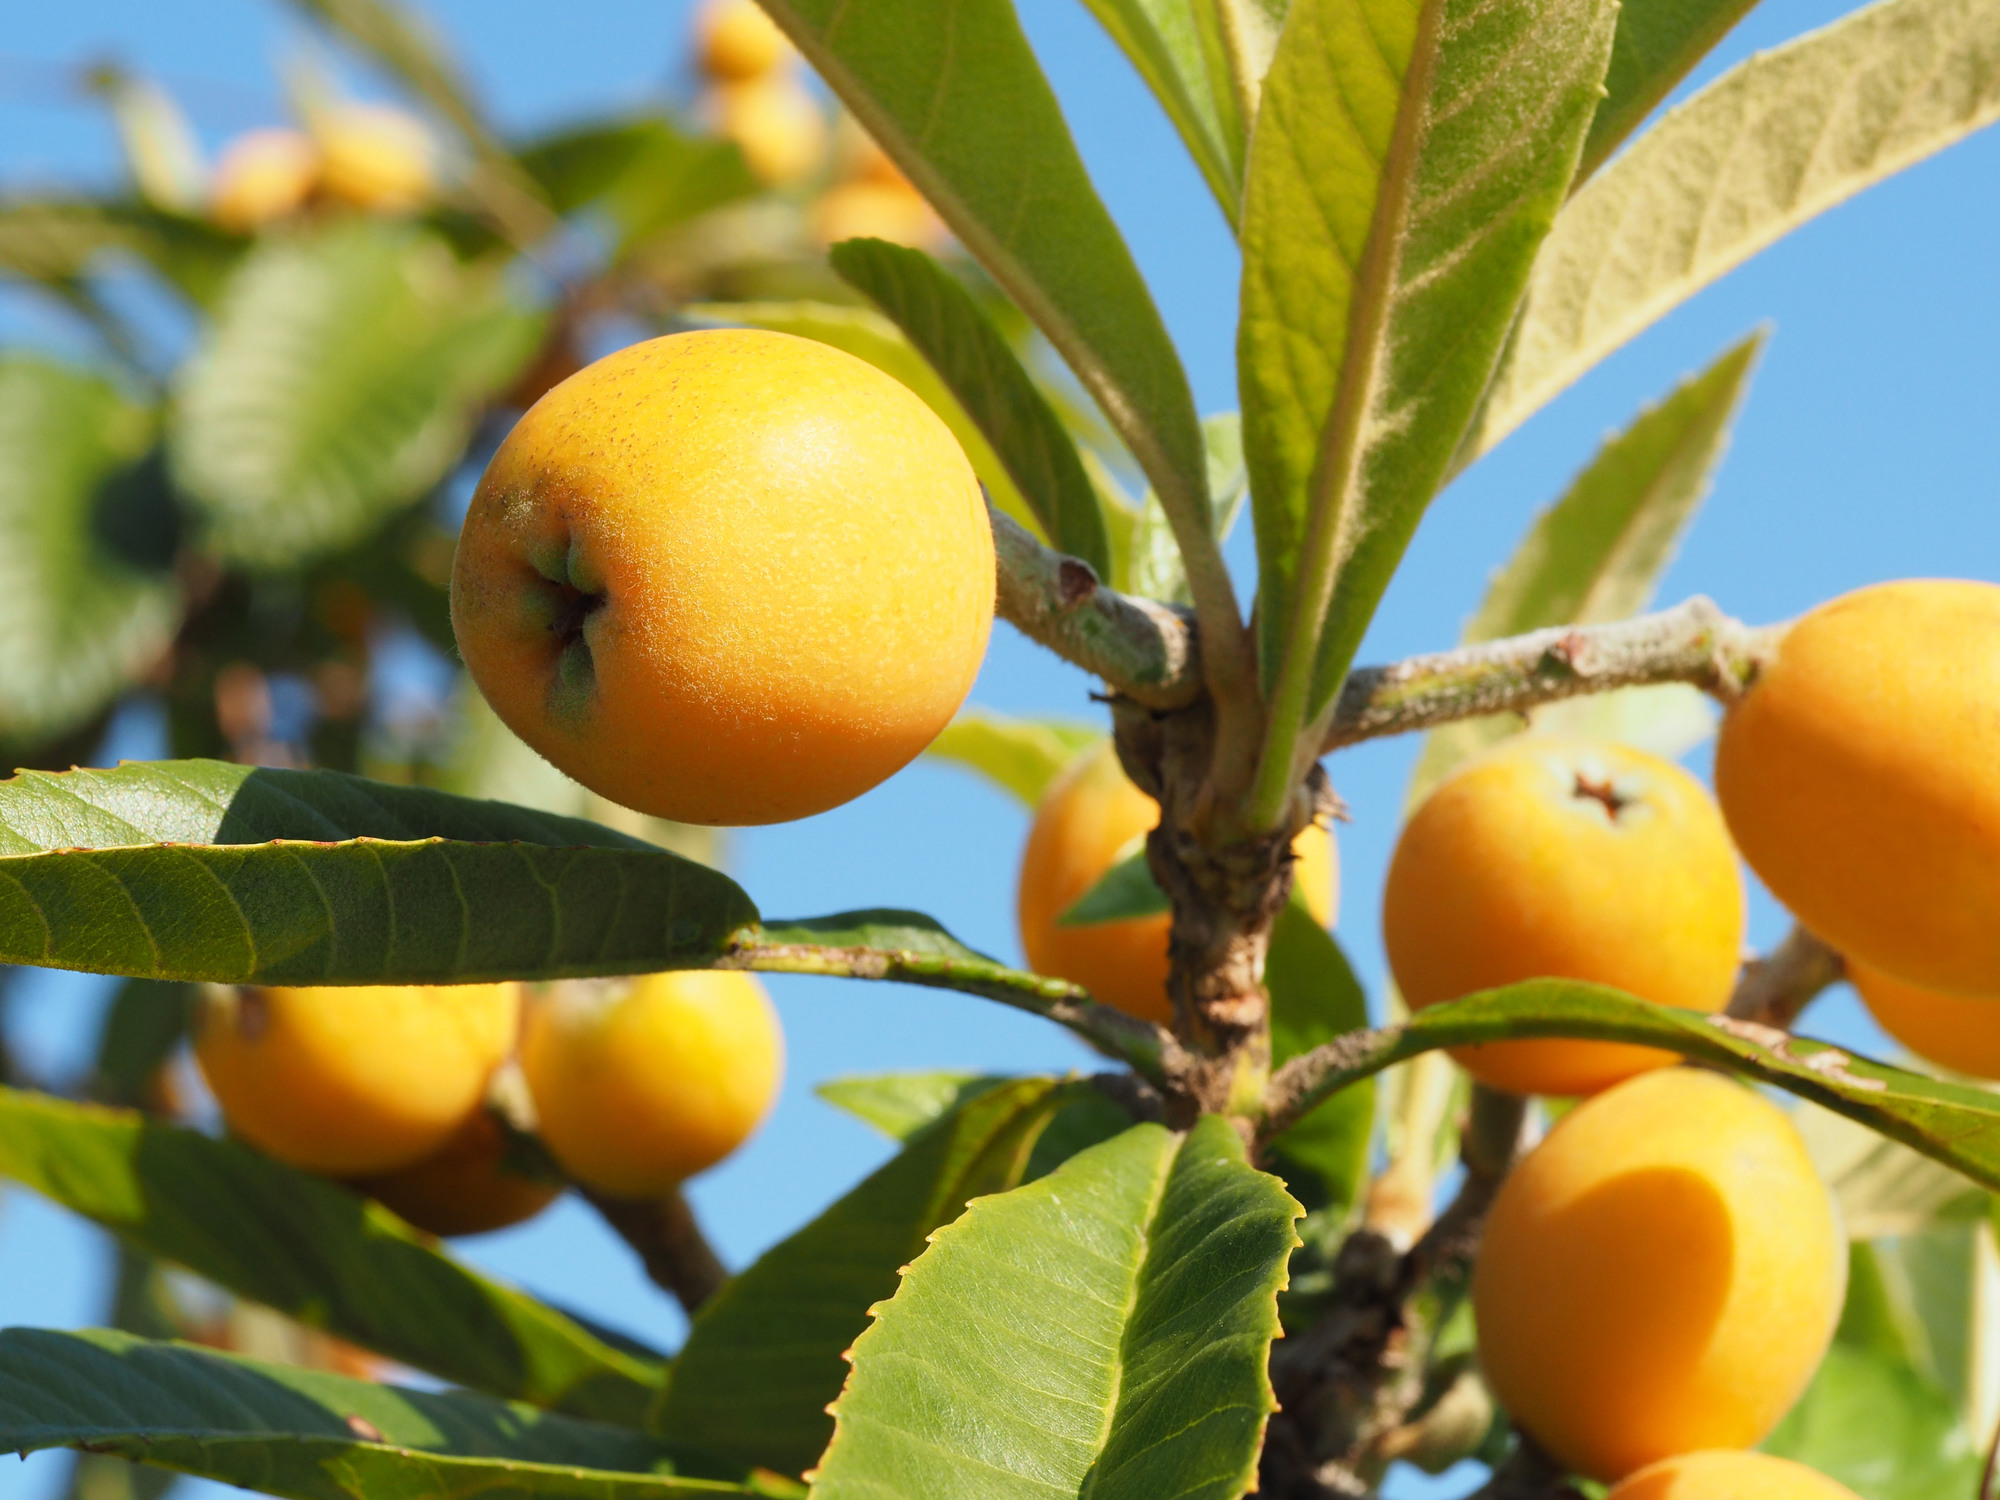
[0,1087,663,1424]
[1076,0,1245,223]
[1128,410,1250,603]
[1265,901,1375,1218]
[0,356,180,747]
[1468,0,2000,462]
[1239,0,1618,729]
[655,1078,1071,1478]
[1412,332,1762,797]
[169,222,543,566]
[0,1328,768,1499]
[831,237,1112,577]
[1761,1343,1981,1500]
[922,711,1102,807]
[1580,0,1762,179]
[815,1072,1012,1140]
[1794,1102,1984,1242]
[811,1115,1302,1498]
[1058,843,1169,927]
[0,759,757,984]
[1281,983,2000,1197]
[760,0,1211,543]
[0,200,243,308]
[688,300,1046,542]
[88,978,190,1108]
[1840,1214,2000,1432]
[517,117,757,235]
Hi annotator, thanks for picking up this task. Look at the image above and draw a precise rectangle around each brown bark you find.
[1113,697,1321,1117]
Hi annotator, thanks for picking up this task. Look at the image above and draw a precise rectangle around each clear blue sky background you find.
[1,3,1996,1497]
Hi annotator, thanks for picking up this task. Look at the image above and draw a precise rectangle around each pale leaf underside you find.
[1470,0,2000,459]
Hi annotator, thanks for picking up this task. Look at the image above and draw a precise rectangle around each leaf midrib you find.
[1078,1133,1180,1496]
[1256,0,1453,813]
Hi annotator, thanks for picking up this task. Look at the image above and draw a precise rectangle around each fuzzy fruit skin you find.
[1716,579,2000,996]
[1383,736,1745,1096]
[452,329,993,826]
[1850,960,2000,1078]
[209,128,320,233]
[1474,1069,1844,1483]
[520,971,783,1198]
[195,983,519,1176]
[350,1109,561,1238]
[1017,743,1337,1026]
[314,104,435,213]
[698,0,793,80]
[1606,1450,1860,1499]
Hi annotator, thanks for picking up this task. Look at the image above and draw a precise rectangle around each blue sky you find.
[2,3,1997,1497]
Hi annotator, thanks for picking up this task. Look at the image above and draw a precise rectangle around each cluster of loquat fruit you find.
[206,101,438,236]
[1010,583,1999,1495]
[439,301,1996,1496]
[693,0,947,250]
[195,970,782,1236]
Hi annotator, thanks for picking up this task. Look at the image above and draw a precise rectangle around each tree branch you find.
[991,508,1202,709]
[585,1186,727,1318]
[1263,1086,1530,1494]
[993,518,1778,755]
[1321,596,1776,751]
[1725,924,1844,1028]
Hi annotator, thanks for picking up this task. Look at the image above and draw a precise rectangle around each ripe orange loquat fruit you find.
[520,971,783,1199]
[350,1107,560,1238]
[1715,579,2000,997]
[451,329,993,826]
[1606,1450,1861,1499]
[812,179,947,251]
[710,76,827,186]
[1383,736,1745,1096]
[1849,959,2000,1078]
[697,0,794,81]
[208,128,320,233]
[313,103,436,214]
[195,982,519,1176]
[1017,742,1336,1027]
[1473,1068,1844,1483]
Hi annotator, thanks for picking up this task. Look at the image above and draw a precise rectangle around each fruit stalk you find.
[584,1187,728,1316]
[1723,925,1844,1029]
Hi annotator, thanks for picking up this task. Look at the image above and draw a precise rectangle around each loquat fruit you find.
[1383,736,1745,1096]
[314,103,436,215]
[1606,1450,1861,1499]
[697,0,794,81]
[1473,1068,1844,1482]
[350,1107,560,1238]
[1849,958,2000,1078]
[451,329,993,826]
[520,971,782,1199]
[1715,579,2000,997]
[208,128,320,233]
[709,76,826,186]
[195,982,519,1176]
